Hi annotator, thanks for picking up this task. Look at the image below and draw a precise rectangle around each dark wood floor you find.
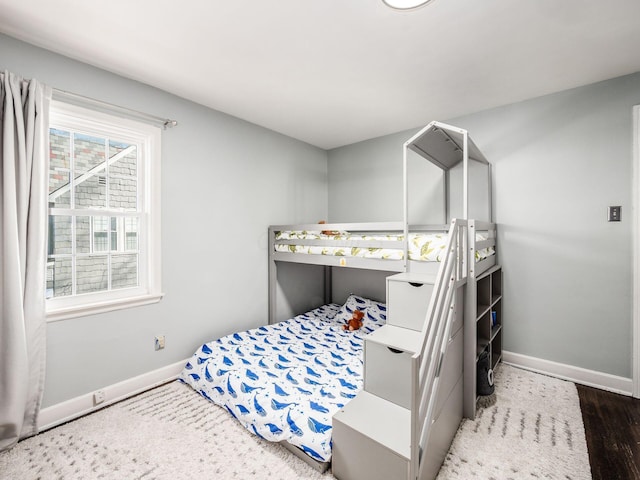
[577,384,640,480]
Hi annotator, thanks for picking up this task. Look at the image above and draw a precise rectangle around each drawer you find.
[331,421,409,480]
[332,392,410,480]
[364,339,414,409]
[387,278,434,331]
[333,416,409,480]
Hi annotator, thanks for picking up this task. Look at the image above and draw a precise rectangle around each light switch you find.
[608,206,621,222]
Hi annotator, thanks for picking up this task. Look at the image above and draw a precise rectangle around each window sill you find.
[46,292,165,322]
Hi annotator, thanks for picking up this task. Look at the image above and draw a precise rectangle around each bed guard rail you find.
[410,218,468,480]
[269,222,455,273]
[468,219,497,278]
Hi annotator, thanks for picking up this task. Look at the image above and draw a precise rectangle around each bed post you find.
[488,163,493,223]
[268,226,277,325]
[403,140,409,273]
[463,130,469,220]
[324,266,332,305]
[444,169,450,224]
[463,219,477,418]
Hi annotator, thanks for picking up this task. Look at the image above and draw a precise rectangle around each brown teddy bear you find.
[318,220,340,236]
[342,309,364,331]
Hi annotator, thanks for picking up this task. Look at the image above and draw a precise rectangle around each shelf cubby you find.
[472,265,503,414]
[491,268,502,304]
[491,332,502,369]
[476,275,491,315]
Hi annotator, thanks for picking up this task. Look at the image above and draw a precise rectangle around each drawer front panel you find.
[333,415,409,480]
[388,280,433,331]
[365,340,413,409]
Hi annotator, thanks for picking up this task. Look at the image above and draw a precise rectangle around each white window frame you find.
[46,101,163,322]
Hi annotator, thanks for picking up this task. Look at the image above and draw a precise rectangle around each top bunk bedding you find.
[273,229,494,263]
[179,295,387,463]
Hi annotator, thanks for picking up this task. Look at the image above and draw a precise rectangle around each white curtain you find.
[0,71,51,451]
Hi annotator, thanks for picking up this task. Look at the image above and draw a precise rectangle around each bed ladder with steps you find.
[332,219,468,480]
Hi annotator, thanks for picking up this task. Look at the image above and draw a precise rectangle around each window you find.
[46,101,162,321]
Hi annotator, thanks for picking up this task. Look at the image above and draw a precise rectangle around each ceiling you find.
[1,0,639,149]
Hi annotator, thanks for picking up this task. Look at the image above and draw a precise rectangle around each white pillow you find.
[333,294,387,333]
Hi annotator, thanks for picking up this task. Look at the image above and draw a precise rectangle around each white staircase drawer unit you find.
[387,273,435,331]
[332,391,411,480]
[364,341,414,409]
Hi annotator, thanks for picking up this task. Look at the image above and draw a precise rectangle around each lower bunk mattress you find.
[179,295,387,463]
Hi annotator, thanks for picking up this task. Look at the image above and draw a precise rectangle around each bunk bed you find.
[180,121,497,479]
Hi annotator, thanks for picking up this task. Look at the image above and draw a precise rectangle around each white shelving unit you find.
[464,264,502,418]
[476,266,502,368]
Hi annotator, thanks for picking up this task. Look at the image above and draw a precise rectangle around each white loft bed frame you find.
[267,121,496,477]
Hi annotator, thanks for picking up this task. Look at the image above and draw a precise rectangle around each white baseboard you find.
[37,352,632,432]
[38,359,187,431]
[502,351,633,396]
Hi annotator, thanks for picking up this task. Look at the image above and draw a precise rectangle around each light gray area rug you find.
[437,364,591,480]
[0,364,590,480]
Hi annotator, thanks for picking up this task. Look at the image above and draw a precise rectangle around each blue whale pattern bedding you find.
[179,296,386,462]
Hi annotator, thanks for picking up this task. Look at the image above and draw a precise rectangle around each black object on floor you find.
[477,350,495,396]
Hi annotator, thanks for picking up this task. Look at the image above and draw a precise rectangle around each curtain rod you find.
[51,88,178,130]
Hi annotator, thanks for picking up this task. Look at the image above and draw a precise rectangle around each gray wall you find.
[328,73,640,379]
[328,130,409,223]
[327,136,492,224]
[0,33,328,407]
[2,31,638,409]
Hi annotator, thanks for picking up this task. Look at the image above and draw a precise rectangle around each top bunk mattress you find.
[274,230,494,262]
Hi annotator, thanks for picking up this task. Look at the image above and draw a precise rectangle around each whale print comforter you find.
[179,295,387,463]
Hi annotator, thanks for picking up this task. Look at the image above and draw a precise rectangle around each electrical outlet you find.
[155,335,165,350]
[608,205,621,222]
[93,390,105,405]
